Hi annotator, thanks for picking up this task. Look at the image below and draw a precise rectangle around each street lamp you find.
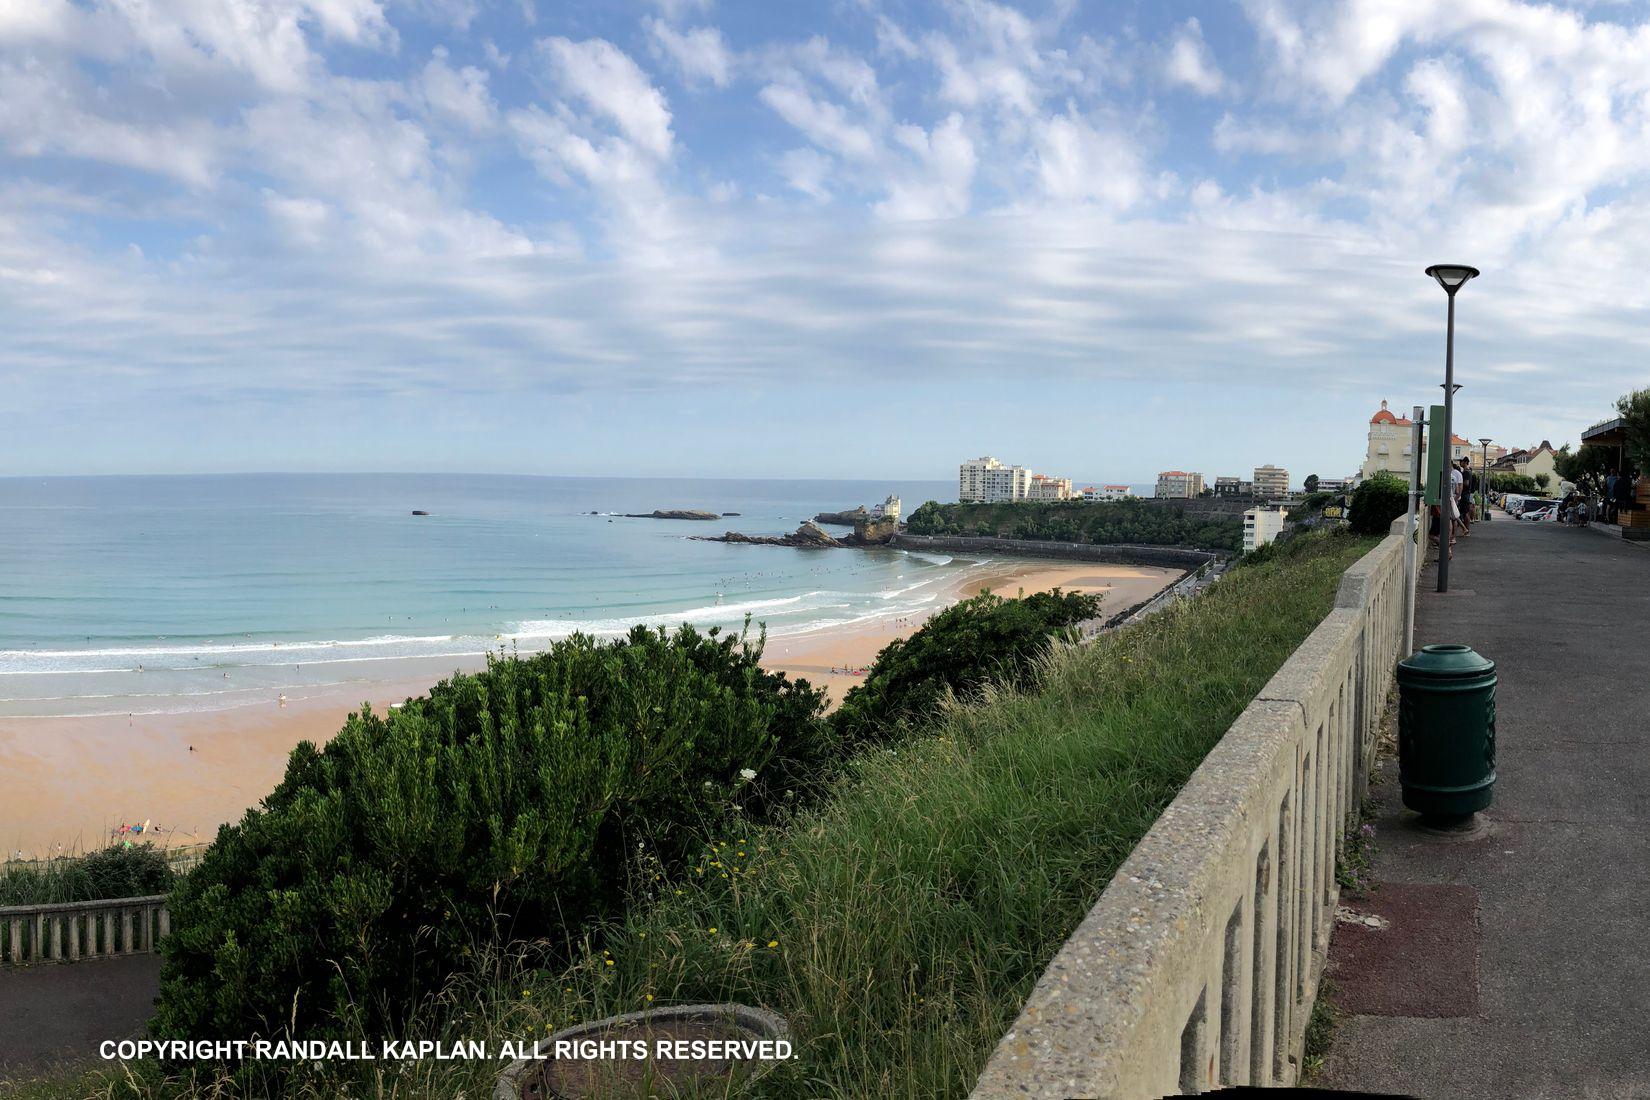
[1425,263,1479,592]
[1478,438,1493,522]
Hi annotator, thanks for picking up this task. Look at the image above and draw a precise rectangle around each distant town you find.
[956,399,1572,555]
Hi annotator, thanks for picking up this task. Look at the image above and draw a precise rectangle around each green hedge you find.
[152,625,828,1046]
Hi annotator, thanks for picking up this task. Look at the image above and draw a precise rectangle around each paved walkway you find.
[1320,515,1650,1098]
[0,953,159,1083]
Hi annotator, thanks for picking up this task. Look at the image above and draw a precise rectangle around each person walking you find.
[1458,458,1471,540]
[1606,468,1621,524]
[1460,458,1479,532]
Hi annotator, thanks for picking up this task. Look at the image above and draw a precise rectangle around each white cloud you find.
[1032,111,1144,208]
[645,17,732,88]
[759,80,878,161]
[1164,17,1224,95]
[419,47,496,129]
[877,114,977,220]
[538,36,674,159]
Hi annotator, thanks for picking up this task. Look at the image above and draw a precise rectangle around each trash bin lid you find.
[1398,643,1496,681]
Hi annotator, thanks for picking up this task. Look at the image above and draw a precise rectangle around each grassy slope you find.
[447,531,1377,1100]
[33,531,1376,1100]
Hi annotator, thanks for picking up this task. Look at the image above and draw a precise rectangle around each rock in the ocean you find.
[813,506,869,526]
[411,510,429,516]
[692,522,844,548]
[621,509,722,521]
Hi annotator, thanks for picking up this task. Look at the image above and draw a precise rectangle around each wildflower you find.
[522,990,532,998]
[708,927,718,934]
[605,959,615,967]
[739,768,756,781]
[638,932,646,939]
[767,940,778,949]
[645,994,654,1002]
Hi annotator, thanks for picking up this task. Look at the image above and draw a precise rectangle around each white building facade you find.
[1027,474,1074,501]
[1243,507,1287,552]
[959,456,1034,502]
[1155,470,1205,498]
[1082,484,1132,501]
[1253,465,1290,498]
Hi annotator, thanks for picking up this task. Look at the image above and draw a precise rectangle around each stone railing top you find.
[0,894,168,918]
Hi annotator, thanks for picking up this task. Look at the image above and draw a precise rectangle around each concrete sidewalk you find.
[0,953,159,1083]
[1319,515,1650,1098]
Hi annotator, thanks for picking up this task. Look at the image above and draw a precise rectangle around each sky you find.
[2,0,1648,484]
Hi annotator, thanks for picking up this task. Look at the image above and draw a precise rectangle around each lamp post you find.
[1425,264,1479,593]
[1478,438,1492,522]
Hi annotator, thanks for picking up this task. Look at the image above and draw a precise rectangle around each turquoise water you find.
[0,474,964,718]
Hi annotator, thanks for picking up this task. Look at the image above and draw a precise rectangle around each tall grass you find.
[0,844,175,908]
[403,530,1377,1099]
[29,530,1376,1100]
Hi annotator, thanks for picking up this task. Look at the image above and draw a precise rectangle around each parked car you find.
[1520,503,1559,522]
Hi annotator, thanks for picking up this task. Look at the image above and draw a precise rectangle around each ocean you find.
[0,473,975,719]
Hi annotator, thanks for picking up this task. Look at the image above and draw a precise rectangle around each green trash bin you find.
[1397,644,1496,821]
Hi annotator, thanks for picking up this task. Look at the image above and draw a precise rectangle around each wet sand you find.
[0,559,1180,858]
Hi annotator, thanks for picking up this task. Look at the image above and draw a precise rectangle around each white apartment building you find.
[959,456,1033,502]
[1027,474,1074,502]
[1243,507,1287,552]
[1082,484,1132,501]
[1155,470,1205,498]
[1253,465,1290,498]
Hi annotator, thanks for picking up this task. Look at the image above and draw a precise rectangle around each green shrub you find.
[0,844,174,907]
[152,625,827,1047]
[833,588,1101,747]
[1349,473,1408,535]
[1488,472,1538,494]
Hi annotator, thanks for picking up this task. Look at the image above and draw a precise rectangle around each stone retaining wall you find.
[970,521,1414,1097]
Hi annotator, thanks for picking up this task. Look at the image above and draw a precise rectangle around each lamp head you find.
[1425,264,1480,295]
[1478,437,1492,446]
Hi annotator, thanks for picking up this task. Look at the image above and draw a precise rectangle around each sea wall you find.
[970,519,1416,1097]
[889,534,1220,570]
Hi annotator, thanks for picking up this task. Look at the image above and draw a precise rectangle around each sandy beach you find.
[0,559,1179,859]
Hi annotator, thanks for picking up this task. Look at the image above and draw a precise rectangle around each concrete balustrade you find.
[0,895,170,966]
[972,521,1416,1098]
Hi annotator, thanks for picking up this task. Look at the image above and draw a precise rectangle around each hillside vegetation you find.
[905,498,1241,551]
[87,530,1379,1100]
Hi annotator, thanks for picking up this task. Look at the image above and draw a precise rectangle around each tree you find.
[1534,473,1551,491]
[1304,474,1320,493]
[1555,443,1610,494]
[1617,387,1650,471]
[1348,472,1408,535]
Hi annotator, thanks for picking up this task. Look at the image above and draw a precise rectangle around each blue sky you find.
[3,0,1648,484]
